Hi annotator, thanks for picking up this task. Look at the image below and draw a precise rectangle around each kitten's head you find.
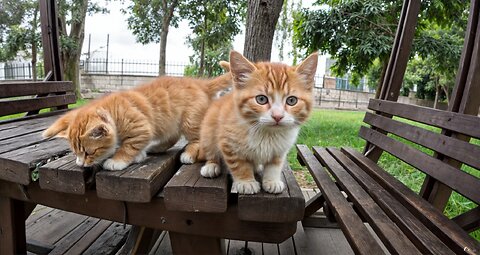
[229,51,318,128]
[43,107,117,167]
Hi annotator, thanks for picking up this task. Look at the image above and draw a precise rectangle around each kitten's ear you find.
[219,61,230,72]
[42,111,75,139]
[90,124,108,139]
[229,50,256,87]
[296,52,318,88]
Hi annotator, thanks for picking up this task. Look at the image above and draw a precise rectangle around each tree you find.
[0,1,41,80]
[274,0,303,64]
[56,0,108,98]
[122,0,180,75]
[293,0,468,90]
[243,0,284,61]
[182,0,245,77]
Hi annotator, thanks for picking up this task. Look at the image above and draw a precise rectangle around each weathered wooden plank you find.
[0,93,76,117]
[62,220,112,254]
[359,126,480,204]
[0,138,70,185]
[164,163,229,213]
[96,145,183,202]
[26,206,55,227]
[26,209,88,246]
[236,165,305,223]
[314,147,422,255]
[364,112,480,170]
[453,207,480,233]
[0,131,48,154]
[368,99,480,139]
[39,154,97,194]
[49,217,101,255]
[325,147,454,254]
[0,109,66,127]
[0,197,27,254]
[0,180,297,243]
[0,116,58,142]
[149,231,170,255]
[342,147,480,255]
[296,145,385,255]
[82,222,130,255]
[0,81,74,99]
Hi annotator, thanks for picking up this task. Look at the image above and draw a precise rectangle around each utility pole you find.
[106,34,109,73]
[86,34,91,72]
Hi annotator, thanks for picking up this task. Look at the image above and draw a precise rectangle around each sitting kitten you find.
[43,74,231,171]
[199,51,318,194]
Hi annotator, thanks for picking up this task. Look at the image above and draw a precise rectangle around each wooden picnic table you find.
[0,110,305,254]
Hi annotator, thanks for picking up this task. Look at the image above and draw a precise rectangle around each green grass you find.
[0,98,89,121]
[289,109,479,240]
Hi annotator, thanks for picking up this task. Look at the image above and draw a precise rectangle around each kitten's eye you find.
[286,96,298,106]
[255,95,269,105]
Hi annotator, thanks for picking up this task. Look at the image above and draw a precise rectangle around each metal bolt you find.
[160,217,166,224]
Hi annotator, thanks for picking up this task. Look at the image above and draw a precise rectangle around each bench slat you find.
[368,99,480,139]
[0,138,70,185]
[296,145,385,255]
[0,131,46,154]
[0,94,76,117]
[313,147,423,254]
[324,147,456,255]
[0,81,74,99]
[359,126,480,204]
[342,147,480,255]
[39,154,97,194]
[164,163,228,213]
[236,165,305,223]
[95,143,184,202]
[0,114,59,141]
[364,112,480,170]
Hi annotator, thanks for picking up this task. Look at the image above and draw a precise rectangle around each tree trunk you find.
[441,85,450,104]
[243,0,284,62]
[434,83,440,109]
[198,4,207,77]
[159,28,168,76]
[64,53,82,99]
[374,60,389,99]
[31,42,37,81]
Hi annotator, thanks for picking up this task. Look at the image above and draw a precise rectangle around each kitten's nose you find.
[272,114,284,123]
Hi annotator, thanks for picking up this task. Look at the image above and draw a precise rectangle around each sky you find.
[83,0,327,76]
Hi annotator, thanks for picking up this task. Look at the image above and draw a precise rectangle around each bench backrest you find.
[361,98,480,221]
[0,81,75,118]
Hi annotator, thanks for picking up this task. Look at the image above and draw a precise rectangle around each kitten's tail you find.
[205,72,232,97]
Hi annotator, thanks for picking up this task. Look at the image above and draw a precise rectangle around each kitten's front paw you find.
[180,151,195,164]
[134,151,147,163]
[103,159,129,171]
[234,180,261,194]
[201,163,221,178]
[262,180,285,194]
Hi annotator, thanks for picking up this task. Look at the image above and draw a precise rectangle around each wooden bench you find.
[296,0,480,254]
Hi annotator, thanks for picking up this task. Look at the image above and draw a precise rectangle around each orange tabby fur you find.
[199,51,318,194]
[43,73,231,171]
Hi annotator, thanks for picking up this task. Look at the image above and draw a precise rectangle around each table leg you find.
[169,231,226,255]
[119,226,162,255]
[0,196,27,254]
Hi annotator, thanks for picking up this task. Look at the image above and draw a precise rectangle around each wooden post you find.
[363,0,421,162]
[0,197,27,254]
[169,232,226,255]
[39,0,63,82]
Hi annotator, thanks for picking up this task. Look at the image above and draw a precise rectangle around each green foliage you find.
[182,0,246,77]
[293,0,469,88]
[122,0,180,44]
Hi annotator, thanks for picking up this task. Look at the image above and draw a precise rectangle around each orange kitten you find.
[43,74,231,171]
[199,51,318,194]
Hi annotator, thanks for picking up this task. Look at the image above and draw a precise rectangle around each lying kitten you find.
[199,51,318,194]
[43,74,231,171]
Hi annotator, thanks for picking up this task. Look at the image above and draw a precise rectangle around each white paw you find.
[255,164,264,174]
[134,151,147,163]
[180,151,195,164]
[234,180,261,194]
[262,180,285,194]
[200,163,221,178]
[103,159,129,171]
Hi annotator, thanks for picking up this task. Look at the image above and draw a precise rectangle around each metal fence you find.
[0,62,45,80]
[81,59,188,77]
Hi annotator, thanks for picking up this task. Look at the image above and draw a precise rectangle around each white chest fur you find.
[244,126,300,164]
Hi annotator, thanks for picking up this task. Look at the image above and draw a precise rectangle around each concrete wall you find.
[81,73,156,92]
[79,73,448,111]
